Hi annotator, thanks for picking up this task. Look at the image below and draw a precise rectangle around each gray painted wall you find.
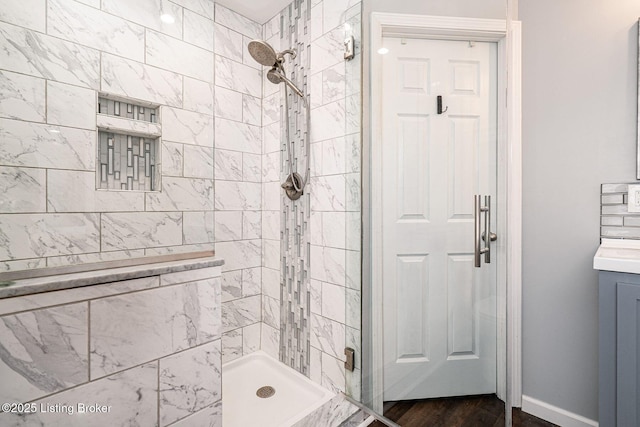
[520,0,640,420]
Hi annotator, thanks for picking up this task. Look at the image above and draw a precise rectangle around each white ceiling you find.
[216,0,293,24]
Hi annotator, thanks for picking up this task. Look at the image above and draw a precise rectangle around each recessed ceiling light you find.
[377,47,389,55]
[160,13,175,24]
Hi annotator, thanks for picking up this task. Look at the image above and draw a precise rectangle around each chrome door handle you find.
[474,195,497,268]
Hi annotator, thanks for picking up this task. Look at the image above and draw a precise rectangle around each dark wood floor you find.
[370,395,558,427]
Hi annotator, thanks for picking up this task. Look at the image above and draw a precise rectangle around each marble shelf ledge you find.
[0,256,224,299]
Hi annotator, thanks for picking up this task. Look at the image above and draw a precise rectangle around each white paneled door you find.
[381,37,498,401]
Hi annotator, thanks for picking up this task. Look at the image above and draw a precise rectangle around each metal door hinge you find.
[345,347,355,371]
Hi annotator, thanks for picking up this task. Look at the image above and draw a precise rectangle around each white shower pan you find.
[222,351,334,427]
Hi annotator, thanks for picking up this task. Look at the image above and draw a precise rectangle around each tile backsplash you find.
[601,183,640,239]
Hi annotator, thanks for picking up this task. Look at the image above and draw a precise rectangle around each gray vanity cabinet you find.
[599,271,640,427]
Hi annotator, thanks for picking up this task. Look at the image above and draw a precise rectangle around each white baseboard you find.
[521,395,598,427]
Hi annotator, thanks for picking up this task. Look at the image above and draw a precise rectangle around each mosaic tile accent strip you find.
[279,0,312,376]
[98,97,158,123]
[97,132,159,191]
[600,183,640,239]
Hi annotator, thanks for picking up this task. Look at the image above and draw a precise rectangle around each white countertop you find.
[594,238,640,274]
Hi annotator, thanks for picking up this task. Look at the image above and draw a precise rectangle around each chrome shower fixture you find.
[247,39,311,201]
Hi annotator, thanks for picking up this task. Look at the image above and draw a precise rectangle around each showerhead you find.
[267,67,305,99]
[248,40,278,67]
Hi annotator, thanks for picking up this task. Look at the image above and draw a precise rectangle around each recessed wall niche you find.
[96,95,161,192]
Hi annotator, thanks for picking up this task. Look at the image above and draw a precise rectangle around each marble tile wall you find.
[262,0,362,399]
[0,266,222,427]
[213,4,265,364]
[0,0,215,272]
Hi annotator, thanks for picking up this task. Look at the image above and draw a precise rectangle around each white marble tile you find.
[214,24,243,63]
[310,245,346,286]
[215,55,262,98]
[74,0,100,7]
[311,99,346,143]
[0,303,88,403]
[262,267,280,299]
[215,117,261,154]
[322,282,346,323]
[346,368,361,402]
[222,294,261,333]
[0,23,100,89]
[101,212,182,251]
[146,177,214,211]
[221,270,242,302]
[215,181,261,210]
[46,81,95,130]
[0,70,45,122]
[322,137,347,176]
[159,267,220,287]
[160,340,221,426]
[310,3,324,42]
[172,0,214,19]
[163,106,214,147]
[102,0,183,39]
[346,289,360,329]
[346,326,361,364]
[310,175,346,211]
[102,53,182,107]
[215,149,242,181]
[263,15,279,40]
[171,402,222,427]
[48,0,144,61]
[311,313,346,360]
[242,267,261,297]
[322,212,346,249]
[323,0,359,32]
[0,258,46,273]
[183,211,214,244]
[242,211,261,239]
[262,181,281,211]
[214,86,243,121]
[0,213,99,261]
[346,172,361,211]
[184,77,214,116]
[243,94,262,126]
[263,295,280,329]
[243,322,261,354]
[45,249,146,269]
[146,30,214,83]
[346,54,361,97]
[321,352,346,393]
[310,72,323,110]
[0,276,157,316]
[184,9,214,51]
[311,26,345,74]
[346,94,361,134]
[0,166,46,213]
[310,279,322,315]
[243,153,262,182]
[222,329,243,363]
[346,211,361,251]
[263,238,280,270]
[0,119,95,170]
[346,250,361,290]
[215,239,261,271]
[2,363,157,427]
[162,141,184,177]
[310,211,323,245]
[263,121,281,154]
[311,142,323,177]
[323,62,346,104]
[263,92,281,126]
[346,133,361,173]
[47,170,145,213]
[261,323,280,359]
[91,279,220,378]
[183,145,214,179]
[310,345,322,385]
[145,243,214,256]
[0,0,46,32]
[214,4,261,39]
[262,213,279,243]
[214,211,242,242]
